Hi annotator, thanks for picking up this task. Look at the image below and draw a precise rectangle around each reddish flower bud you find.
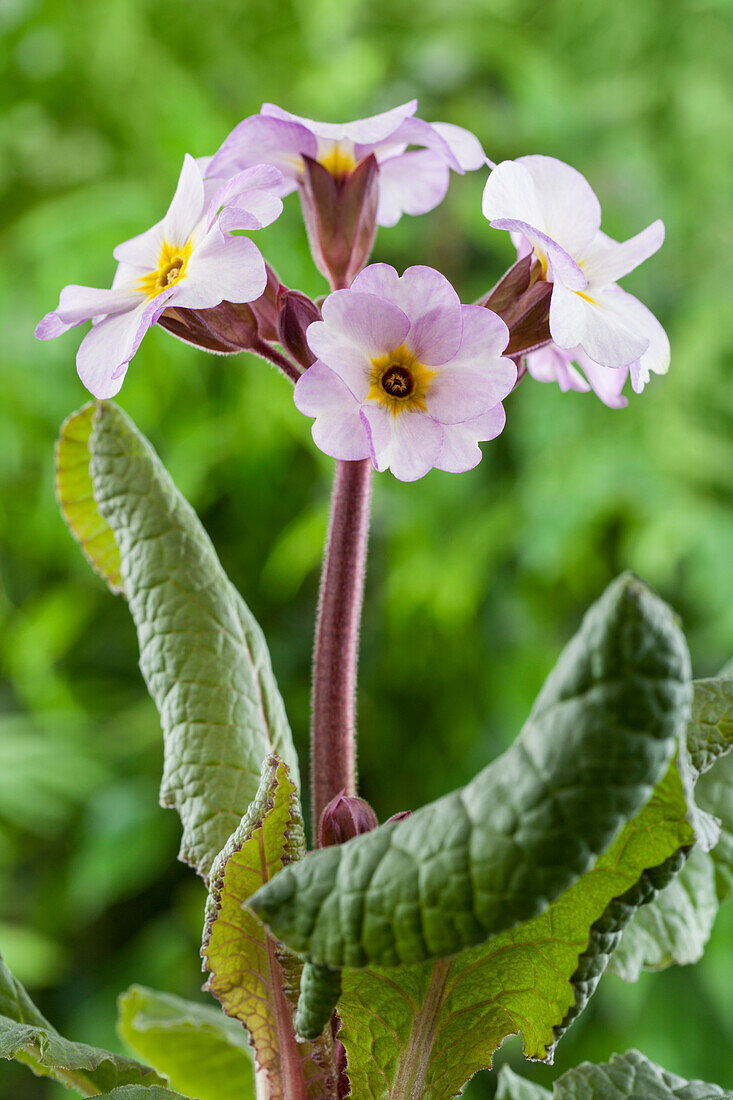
[300,154,378,289]
[159,263,282,353]
[386,810,412,824]
[479,254,552,359]
[319,792,378,848]
[277,290,321,369]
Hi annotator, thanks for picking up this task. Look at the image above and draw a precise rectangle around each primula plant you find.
[3,99,731,1100]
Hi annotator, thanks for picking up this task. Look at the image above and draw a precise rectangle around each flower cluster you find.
[37,101,669,478]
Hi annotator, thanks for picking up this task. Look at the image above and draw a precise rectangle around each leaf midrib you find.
[389,958,452,1100]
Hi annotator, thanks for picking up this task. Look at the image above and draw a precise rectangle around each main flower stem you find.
[311,457,373,833]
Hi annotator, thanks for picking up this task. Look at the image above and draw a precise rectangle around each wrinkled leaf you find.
[97,1089,189,1099]
[56,403,123,593]
[250,573,691,968]
[336,761,694,1099]
[687,678,733,776]
[117,985,254,1100]
[607,846,717,980]
[696,751,733,900]
[0,951,164,1096]
[553,1049,730,1098]
[201,756,336,1100]
[611,674,733,978]
[56,401,300,879]
[496,1065,552,1099]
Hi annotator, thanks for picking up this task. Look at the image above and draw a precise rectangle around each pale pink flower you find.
[207,100,486,228]
[36,155,284,397]
[482,155,669,392]
[294,264,516,481]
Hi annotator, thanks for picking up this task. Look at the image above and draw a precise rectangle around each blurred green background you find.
[1,0,732,1095]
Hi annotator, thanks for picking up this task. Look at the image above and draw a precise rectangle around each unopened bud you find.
[277,290,321,369]
[479,254,552,358]
[319,792,378,848]
[386,810,412,824]
[300,154,378,289]
[159,264,282,353]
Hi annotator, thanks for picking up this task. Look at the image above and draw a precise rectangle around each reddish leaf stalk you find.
[311,458,373,833]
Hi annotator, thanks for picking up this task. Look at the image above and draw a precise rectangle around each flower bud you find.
[319,792,378,848]
[300,154,378,289]
[479,254,552,358]
[277,290,321,369]
[159,263,282,353]
[386,810,412,824]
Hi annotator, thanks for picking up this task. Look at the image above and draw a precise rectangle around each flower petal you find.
[482,160,546,234]
[351,265,462,365]
[262,100,418,145]
[35,283,143,337]
[307,290,410,399]
[171,231,267,309]
[426,307,515,424]
[453,304,510,361]
[294,361,371,461]
[429,121,487,171]
[434,404,506,473]
[526,345,591,393]
[369,116,462,172]
[580,220,665,287]
[361,405,443,481]
[517,155,601,254]
[604,290,670,391]
[526,344,629,407]
[207,115,314,185]
[549,279,649,367]
[113,221,166,268]
[488,218,587,290]
[76,296,167,398]
[375,150,449,227]
[162,154,206,246]
[206,165,285,230]
[577,352,629,408]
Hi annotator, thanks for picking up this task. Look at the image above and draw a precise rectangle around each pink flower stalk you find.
[525,344,629,408]
[294,264,516,482]
[206,100,486,229]
[481,155,670,393]
[36,155,285,397]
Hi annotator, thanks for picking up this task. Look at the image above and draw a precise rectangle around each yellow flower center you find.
[137,239,193,299]
[368,345,436,416]
[317,141,358,180]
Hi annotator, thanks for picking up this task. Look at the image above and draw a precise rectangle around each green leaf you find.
[687,678,733,776]
[606,846,717,981]
[336,760,694,1100]
[117,985,254,1100]
[56,401,300,879]
[696,751,733,901]
[553,1049,731,1098]
[56,402,123,593]
[496,1066,552,1100]
[250,573,691,967]
[610,674,733,979]
[0,951,165,1096]
[201,756,337,1100]
[294,962,342,1041]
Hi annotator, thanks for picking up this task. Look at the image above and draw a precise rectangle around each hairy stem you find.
[254,340,303,385]
[311,458,373,832]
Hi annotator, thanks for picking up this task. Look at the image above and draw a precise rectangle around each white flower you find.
[482,155,669,392]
